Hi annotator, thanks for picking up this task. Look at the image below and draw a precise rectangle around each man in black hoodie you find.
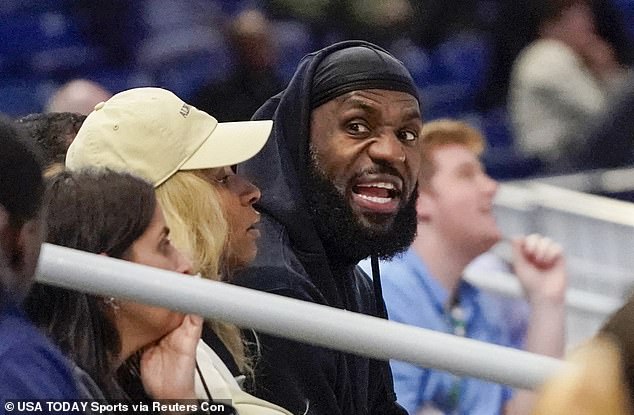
[234,41,423,415]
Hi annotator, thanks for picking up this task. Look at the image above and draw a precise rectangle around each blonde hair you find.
[533,336,632,415]
[419,119,486,184]
[44,162,65,178]
[155,171,251,374]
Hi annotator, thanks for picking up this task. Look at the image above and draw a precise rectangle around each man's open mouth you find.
[351,176,403,214]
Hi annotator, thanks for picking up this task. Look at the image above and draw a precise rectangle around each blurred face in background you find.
[231,9,277,70]
[417,144,501,255]
[543,1,599,53]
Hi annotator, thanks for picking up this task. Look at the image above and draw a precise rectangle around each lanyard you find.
[445,303,467,413]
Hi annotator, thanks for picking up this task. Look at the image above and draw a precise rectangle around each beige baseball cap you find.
[66,87,272,187]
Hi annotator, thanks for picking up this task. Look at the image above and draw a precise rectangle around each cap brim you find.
[181,120,272,170]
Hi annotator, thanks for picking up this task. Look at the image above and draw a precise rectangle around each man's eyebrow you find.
[339,98,380,115]
[402,108,422,122]
[339,96,421,118]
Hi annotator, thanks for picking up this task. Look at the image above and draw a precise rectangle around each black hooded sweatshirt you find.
[233,41,411,415]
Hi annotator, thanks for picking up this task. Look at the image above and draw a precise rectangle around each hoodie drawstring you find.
[370,255,399,404]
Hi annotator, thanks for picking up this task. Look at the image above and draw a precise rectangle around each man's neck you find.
[411,226,478,305]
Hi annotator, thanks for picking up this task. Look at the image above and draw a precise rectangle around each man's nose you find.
[367,133,407,166]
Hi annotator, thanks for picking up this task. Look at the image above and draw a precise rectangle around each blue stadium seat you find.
[612,0,634,42]
[0,0,67,17]
[153,50,231,100]
[426,31,493,114]
[433,32,492,87]
[0,11,93,78]
[482,147,544,180]
[273,20,315,84]
[481,107,515,149]
[214,0,256,15]
[391,38,433,88]
[420,83,471,119]
[86,68,156,95]
[0,12,81,56]
[478,107,544,179]
[136,24,231,99]
[0,80,57,117]
[141,0,223,33]
[29,45,105,76]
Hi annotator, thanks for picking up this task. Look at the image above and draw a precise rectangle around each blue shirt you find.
[360,249,526,415]
[0,299,78,407]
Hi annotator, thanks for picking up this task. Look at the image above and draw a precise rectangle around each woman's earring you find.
[104,297,120,311]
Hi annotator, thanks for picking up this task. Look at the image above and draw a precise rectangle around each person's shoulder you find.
[516,39,581,80]
[0,306,50,357]
[0,315,77,399]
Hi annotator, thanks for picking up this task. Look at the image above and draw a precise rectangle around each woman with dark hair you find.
[24,170,202,401]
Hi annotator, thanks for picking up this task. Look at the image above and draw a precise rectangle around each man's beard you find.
[304,165,418,267]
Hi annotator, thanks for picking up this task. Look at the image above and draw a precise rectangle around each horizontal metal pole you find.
[37,244,564,390]
[464,268,622,317]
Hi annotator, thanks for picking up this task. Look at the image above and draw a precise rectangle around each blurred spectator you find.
[46,79,112,115]
[0,116,79,400]
[532,336,632,415]
[599,290,634,406]
[344,0,416,48]
[264,0,343,40]
[508,0,628,169]
[361,120,567,415]
[193,9,285,122]
[533,290,634,415]
[17,112,86,173]
[71,1,142,67]
[478,0,633,112]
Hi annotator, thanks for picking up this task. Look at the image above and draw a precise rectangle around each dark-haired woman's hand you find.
[140,314,203,401]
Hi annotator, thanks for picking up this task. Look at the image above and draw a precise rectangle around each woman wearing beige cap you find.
[66,87,292,414]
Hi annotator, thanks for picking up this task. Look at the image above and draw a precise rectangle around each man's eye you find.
[347,122,370,134]
[398,130,418,142]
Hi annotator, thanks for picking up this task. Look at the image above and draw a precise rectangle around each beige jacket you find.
[195,341,294,415]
